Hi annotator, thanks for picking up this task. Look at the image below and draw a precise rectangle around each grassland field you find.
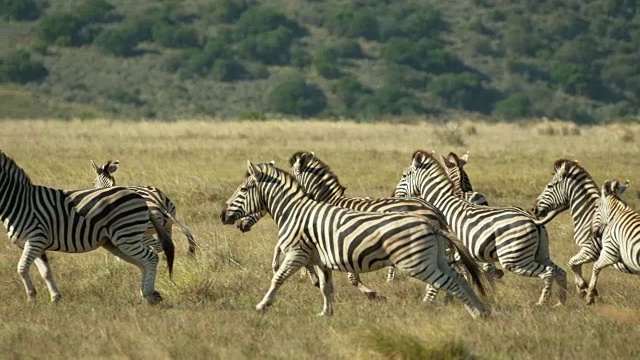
[2,119,640,359]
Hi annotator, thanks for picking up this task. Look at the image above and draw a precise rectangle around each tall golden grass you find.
[2,119,640,359]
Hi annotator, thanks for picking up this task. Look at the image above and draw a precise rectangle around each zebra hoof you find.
[255,304,268,314]
[493,269,505,279]
[585,295,595,305]
[366,292,386,301]
[51,294,62,303]
[317,310,333,317]
[145,291,163,304]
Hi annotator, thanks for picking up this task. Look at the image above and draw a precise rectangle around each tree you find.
[94,28,139,57]
[0,50,48,84]
[492,94,531,119]
[268,78,327,117]
[1,0,42,21]
[36,13,85,46]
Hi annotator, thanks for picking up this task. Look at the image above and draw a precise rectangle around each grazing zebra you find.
[1,151,174,303]
[220,161,489,319]
[531,159,629,297]
[586,179,639,305]
[440,151,489,206]
[91,160,199,258]
[239,151,463,302]
[394,150,567,306]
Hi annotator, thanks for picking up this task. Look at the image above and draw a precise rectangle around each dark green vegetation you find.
[1,0,639,122]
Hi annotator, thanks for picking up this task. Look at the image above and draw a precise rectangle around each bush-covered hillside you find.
[1,0,639,123]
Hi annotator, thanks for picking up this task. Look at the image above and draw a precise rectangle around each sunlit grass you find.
[2,119,640,359]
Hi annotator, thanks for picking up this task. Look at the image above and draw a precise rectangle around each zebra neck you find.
[417,175,455,208]
[568,178,600,246]
[301,176,345,203]
[259,182,310,228]
[0,182,35,239]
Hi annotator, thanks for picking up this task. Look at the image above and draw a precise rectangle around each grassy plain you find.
[2,119,640,359]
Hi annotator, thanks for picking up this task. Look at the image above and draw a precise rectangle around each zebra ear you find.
[460,151,469,165]
[106,160,119,175]
[617,179,630,196]
[247,160,258,178]
[441,154,455,168]
[269,160,275,165]
[91,160,100,174]
[602,179,618,196]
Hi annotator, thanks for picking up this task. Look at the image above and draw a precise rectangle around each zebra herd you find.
[2,148,639,319]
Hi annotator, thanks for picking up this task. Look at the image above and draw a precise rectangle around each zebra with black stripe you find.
[440,151,489,206]
[91,160,199,258]
[394,150,567,305]
[238,151,463,301]
[220,161,489,319]
[532,159,629,297]
[586,179,640,304]
[1,151,174,303]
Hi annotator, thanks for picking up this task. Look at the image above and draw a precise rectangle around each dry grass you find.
[2,119,640,359]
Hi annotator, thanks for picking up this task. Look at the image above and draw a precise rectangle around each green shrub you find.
[268,77,327,117]
[1,0,42,21]
[153,24,200,49]
[327,9,379,40]
[94,28,139,56]
[492,94,531,119]
[326,39,364,59]
[550,62,598,96]
[237,27,295,65]
[382,38,464,74]
[356,85,422,119]
[76,0,117,23]
[290,48,312,69]
[234,7,306,40]
[36,13,86,46]
[428,72,490,111]
[107,88,145,107]
[332,76,372,115]
[210,58,245,82]
[0,50,48,84]
[208,0,248,23]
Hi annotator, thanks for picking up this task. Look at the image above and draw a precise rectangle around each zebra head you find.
[91,160,119,188]
[592,179,630,241]
[394,150,438,198]
[220,160,274,225]
[289,151,346,202]
[532,160,576,220]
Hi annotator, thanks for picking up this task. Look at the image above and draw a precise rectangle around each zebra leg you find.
[305,266,320,287]
[102,241,162,304]
[17,241,47,302]
[386,266,396,282]
[34,253,61,303]
[316,265,334,316]
[503,261,555,305]
[586,250,619,305]
[568,247,599,297]
[256,250,309,313]
[541,258,568,306]
[272,245,281,274]
[347,272,385,300]
[423,284,440,303]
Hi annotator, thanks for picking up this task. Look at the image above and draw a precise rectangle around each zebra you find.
[0,151,174,303]
[586,179,640,305]
[440,151,503,282]
[531,159,629,297]
[440,151,489,206]
[394,150,567,306]
[91,160,199,258]
[220,161,490,319]
[238,151,465,302]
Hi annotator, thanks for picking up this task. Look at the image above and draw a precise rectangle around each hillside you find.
[2,0,640,122]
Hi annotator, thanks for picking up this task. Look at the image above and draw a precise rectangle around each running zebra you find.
[440,151,489,206]
[91,160,199,258]
[220,161,489,319]
[238,151,461,302]
[586,179,640,304]
[532,159,629,297]
[394,150,567,305]
[1,151,174,303]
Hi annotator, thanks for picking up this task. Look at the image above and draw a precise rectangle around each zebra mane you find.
[412,149,456,195]
[0,151,33,186]
[251,162,308,194]
[554,159,592,178]
[289,151,347,195]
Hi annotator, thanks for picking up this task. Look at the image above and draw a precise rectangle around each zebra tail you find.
[151,217,175,279]
[437,228,487,297]
[160,208,200,258]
